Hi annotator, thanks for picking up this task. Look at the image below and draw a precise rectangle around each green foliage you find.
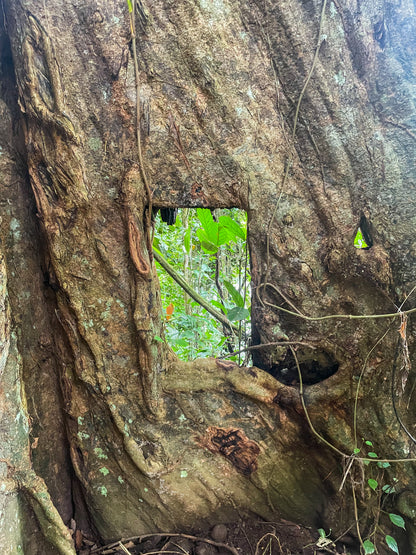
[357,440,401,554]
[385,535,399,554]
[382,484,396,494]
[378,461,391,469]
[354,227,369,249]
[154,208,250,360]
[368,478,378,491]
[363,540,375,554]
[318,528,327,539]
[228,306,250,322]
[223,280,244,308]
[389,514,405,530]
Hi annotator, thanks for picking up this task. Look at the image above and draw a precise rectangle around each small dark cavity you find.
[269,349,339,386]
[359,214,373,249]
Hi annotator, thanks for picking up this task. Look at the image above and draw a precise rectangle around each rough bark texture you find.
[0,0,415,553]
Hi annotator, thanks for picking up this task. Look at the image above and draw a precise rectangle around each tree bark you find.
[0,0,415,553]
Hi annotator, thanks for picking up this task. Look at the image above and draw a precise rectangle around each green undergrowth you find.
[154,208,250,361]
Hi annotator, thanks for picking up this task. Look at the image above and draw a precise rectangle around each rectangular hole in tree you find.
[153,207,251,363]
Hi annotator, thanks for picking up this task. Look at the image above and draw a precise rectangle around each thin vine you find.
[127,0,153,259]
[262,0,328,295]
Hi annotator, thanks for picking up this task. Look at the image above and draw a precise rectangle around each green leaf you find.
[218,225,233,246]
[219,215,246,240]
[385,535,399,554]
[196,230,218,253]
[197,209,218,244]
[368,452,378,458]
[354,227,369,249]
[378,461,391,468]
[223,280,245,307]
[211,300,227,313]
[200,241,218,254]
[365,440,373,446]
[318,528,326,538]
[126,0,133,12]
[389,514,406,530]
[353,447,361,454]
[382,484,396,494]
[363,540,375,554]
[154,335,164,342]
[368,479,378,491]
[184,228,191,253]
[228,306,250,322]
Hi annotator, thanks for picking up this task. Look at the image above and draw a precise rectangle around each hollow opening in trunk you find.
[153,207,251,362]
[270,348,340,385]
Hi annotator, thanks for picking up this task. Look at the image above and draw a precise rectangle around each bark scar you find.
[197,426,260,476]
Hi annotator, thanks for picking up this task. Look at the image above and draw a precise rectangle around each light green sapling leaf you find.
[363,540,375,554]
[368,479,378,491]
[389,514,405,530]
[318,528,326,538]
[385,535,399,554]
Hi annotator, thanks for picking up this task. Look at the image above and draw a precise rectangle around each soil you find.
[79,516,360,555]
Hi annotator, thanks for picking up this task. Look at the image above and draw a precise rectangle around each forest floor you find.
[81,515,359,555]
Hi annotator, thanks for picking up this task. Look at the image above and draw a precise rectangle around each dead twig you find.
[91,533,239,555]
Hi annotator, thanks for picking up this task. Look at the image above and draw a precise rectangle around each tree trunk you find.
[0,0,415,553]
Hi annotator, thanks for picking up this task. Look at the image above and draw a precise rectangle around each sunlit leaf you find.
[126,0,133,13]
[368,452,378,458]
[354,227,369,249]
[197,208,218,244]
[219,215,246,240]
[219,225,236,246]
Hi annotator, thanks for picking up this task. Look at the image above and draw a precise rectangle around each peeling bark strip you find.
[127,210,151,277]
[198,427,260,476]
